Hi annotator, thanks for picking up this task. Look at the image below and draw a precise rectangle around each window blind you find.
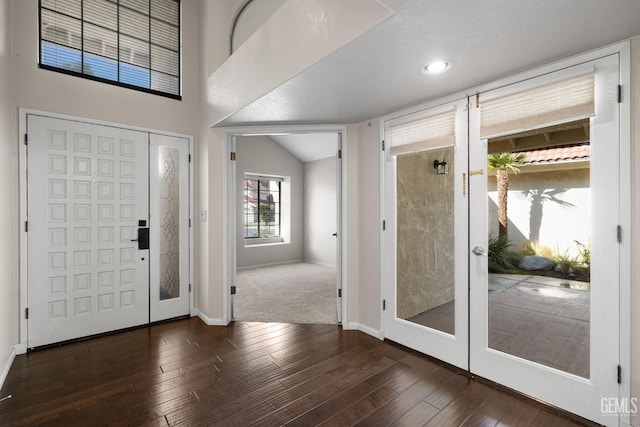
[245,174,285,182]
[387,106,456,156]
[480,73,594,139]
[39,0,181,98]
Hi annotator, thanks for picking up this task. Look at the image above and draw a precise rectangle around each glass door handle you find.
[472,246,487,256]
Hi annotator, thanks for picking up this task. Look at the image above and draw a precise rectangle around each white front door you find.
[468,55,621,425]
[383,99,469,369]
[27,115,150,347]
[26,115,190,348]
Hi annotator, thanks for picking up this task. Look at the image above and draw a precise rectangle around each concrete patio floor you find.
[407,274,590,378]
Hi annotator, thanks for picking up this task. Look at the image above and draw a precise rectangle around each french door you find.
[383,99,469,369]
[26,115,190,348]
[383,54,622,425]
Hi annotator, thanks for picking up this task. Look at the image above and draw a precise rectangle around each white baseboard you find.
[303,260,337,269]
[237,259,304,270]
[13,342,27,355]
[0,347,16,391]
[195,309,230,326]
[345,322,385,340]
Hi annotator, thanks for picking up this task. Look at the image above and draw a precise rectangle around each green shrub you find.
[554,246,578,275]
[521,242,554,258]
[574,238,591,269]
[488,236,521,273]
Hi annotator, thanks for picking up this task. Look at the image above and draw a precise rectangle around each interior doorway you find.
[227,131,344,324]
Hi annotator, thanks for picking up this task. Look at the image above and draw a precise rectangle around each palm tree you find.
[488,152,526,240]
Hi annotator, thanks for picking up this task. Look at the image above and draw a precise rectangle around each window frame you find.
[38,0,182,100]
[243,175,283,242]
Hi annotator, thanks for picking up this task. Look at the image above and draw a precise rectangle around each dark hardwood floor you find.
[0,318,592,426]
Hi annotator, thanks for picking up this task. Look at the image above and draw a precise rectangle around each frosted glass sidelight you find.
[158,145,180,300]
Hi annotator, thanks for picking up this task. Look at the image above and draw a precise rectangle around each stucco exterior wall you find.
[488,166,590,256]
[396,148,455,319]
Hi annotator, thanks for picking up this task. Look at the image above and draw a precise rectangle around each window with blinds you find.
[480,73,594,139]
[244,176,282,239]
[39,0,181,99]
[386,106,456,156]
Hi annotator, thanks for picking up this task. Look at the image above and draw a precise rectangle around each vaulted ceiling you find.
[219,0,640,127]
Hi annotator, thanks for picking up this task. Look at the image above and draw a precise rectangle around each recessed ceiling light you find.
[423,61,452,75]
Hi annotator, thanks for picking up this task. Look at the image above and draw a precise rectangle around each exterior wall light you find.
[433,159,449,174]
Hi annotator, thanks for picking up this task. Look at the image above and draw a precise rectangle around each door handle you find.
[472,246,487,256]
[131,228,149,250]
[332,233,338,237]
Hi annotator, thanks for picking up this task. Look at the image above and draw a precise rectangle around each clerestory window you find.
[39,0,181,99]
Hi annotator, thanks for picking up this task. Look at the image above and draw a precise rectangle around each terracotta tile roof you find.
[522,144,590,164]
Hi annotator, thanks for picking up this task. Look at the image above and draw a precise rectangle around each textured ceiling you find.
[270,133,339,163]
[218,0,640,127]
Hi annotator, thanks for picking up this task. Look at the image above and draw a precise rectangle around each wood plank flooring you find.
[0,318,594,426]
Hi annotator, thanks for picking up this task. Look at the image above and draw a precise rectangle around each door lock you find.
[131,227,150,250]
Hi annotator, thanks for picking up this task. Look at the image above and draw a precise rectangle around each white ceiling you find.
[219,0,640,127]
[270,133,338,163]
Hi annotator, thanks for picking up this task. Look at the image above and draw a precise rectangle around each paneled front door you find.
[26,115,190,348]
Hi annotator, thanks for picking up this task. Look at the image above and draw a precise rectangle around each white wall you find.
[304,157,337,267]
[354,120,381,332]
[0,0,16,384]
[11,1,199,135]
[488,167,591,255]
[236,136,304,269]
[194,0,246,323]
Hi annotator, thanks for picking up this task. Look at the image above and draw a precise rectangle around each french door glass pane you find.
[486,120,590,378]
[396,148,455,335]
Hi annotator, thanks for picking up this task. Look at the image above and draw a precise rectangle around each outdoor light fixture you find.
[423,60,452,75]
[433,159,449,174]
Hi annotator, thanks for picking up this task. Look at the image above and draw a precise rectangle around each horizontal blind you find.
[245,174,285,182]
[480,73,594,139]
[388,107,456,156]
[40,0,180,98]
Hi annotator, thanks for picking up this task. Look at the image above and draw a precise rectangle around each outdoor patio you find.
[407,274,590,378]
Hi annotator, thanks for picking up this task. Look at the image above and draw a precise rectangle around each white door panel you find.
[383,99,469,370]
[27,115,191,347]
[27,115,149,348]
[468,55,620,425]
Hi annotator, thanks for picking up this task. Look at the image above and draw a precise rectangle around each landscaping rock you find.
[519,255,555,271]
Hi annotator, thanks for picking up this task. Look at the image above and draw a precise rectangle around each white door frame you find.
[469,53,622,426]
[221,125,348,326]
[18,108,194,352]
[378,40,631,425]
[380,98,470,370]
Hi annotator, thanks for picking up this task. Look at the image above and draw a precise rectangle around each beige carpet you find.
[234,262,338,324]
